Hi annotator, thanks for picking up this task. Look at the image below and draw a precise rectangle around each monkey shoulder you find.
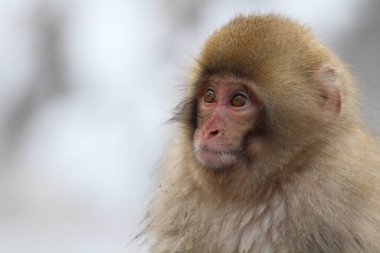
[283,144,380,251]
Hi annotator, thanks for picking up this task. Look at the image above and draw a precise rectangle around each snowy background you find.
[0,0,379,252]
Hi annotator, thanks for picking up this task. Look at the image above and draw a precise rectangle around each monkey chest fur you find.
[156,190,287,253]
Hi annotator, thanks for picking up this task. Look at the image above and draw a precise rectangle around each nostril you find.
[210,130,219,136]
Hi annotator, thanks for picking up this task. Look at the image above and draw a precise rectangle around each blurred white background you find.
[0,0,379,252]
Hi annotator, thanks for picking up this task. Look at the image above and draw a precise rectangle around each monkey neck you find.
[187,156,284,204]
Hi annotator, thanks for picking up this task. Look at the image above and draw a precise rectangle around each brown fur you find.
[147,14,380,252]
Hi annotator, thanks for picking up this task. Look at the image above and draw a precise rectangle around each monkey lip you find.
[196,146,242,168]
[202,147,242,156]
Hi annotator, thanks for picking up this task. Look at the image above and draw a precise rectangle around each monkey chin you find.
[195,147,241,169]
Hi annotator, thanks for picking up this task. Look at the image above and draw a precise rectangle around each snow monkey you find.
[147,14,380,253]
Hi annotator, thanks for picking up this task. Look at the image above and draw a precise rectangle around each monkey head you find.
[176,15,356,173]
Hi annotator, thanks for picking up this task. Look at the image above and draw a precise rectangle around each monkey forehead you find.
[198,14,327,83]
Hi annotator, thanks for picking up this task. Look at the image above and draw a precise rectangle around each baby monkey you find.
[147,14,380,253]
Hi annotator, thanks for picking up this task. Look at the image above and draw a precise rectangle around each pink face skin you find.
[193,79,259,169]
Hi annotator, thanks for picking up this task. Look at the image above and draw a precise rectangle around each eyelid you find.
[231,91,249,101]
[205,87,216,93]
[234,91,247,96]
[199,86,214,95]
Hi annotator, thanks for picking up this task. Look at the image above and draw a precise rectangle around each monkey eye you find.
[230,93,248,107]
[203,88,217,103]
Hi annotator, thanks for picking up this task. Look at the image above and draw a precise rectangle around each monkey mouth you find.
[195,146,242,169]
[202,147,242,157]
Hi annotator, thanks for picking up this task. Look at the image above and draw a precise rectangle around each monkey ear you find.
[316,64,341,120]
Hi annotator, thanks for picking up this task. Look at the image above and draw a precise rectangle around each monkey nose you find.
[204,129,223,139]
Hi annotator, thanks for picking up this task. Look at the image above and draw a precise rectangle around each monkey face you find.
[177,14,344,173]
[193,77,260,169]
